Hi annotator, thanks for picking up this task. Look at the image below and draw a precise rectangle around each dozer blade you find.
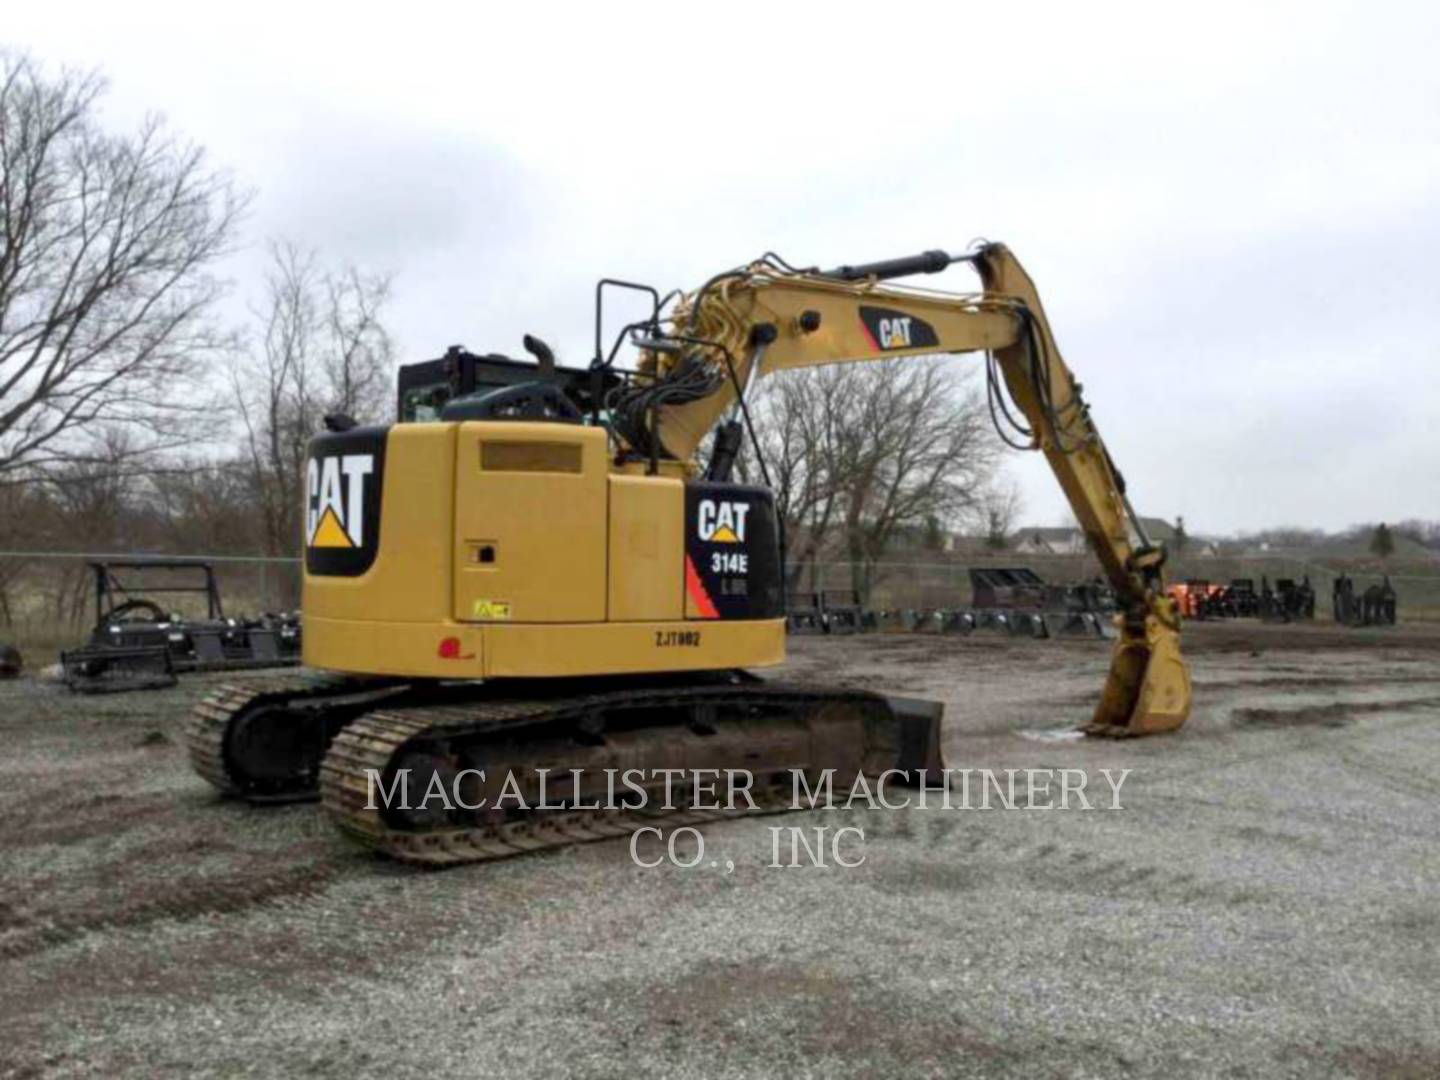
[875,694,946,776]
[1084,611,1191,737]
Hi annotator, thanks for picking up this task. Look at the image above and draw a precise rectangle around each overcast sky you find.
[9,2,1438,534]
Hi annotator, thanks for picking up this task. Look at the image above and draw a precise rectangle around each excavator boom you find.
[629,243,1191,735]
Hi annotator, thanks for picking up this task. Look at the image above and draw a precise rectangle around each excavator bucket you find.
[1084,611,1191,737]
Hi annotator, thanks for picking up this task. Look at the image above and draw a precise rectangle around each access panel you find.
[453,422,608,623]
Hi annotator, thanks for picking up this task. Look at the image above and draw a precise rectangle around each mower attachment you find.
[62,644,177,694]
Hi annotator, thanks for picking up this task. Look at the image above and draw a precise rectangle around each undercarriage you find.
[185,672,944,866]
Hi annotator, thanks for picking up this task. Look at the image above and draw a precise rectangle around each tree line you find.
[1228,522,1440,555]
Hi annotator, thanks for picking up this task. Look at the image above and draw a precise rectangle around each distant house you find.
[944,533,992,555]
[1011,526,1089,556]
[1129,516,1176,545]
[1011,516,1218,558]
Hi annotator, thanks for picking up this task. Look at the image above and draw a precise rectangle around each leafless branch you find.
[0,51,250,476]
[230,240,396,556]
[752,357,999,599]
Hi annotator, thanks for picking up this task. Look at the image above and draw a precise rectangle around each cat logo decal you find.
[307,454,374,548]
[697,499,750,544]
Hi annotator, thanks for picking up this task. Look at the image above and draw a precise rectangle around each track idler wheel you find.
[226,703,332,794]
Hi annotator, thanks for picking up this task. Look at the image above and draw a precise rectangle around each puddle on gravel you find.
[1016,729,1087,743]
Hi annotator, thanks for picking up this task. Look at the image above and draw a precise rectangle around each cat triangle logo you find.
[306,453,374,549]
[311,506,353,548]
[697,498,749,545]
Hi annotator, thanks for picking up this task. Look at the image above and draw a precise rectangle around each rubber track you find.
[321,683,876,867]
[184,672,360,803]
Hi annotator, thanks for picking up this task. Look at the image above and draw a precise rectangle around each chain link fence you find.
[3,546,1437,662]
[788,552,1440,618]
[0,551,301,661]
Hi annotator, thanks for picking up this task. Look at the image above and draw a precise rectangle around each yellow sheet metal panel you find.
[304,613,482,676]
[303,614,784,679]
[303,423,456,624]
[607,475,683,621]
[482,618,785,678]
[453,421,608,623]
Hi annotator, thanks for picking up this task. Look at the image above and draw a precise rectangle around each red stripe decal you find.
[684,555,720,619]
[858,316,881,351]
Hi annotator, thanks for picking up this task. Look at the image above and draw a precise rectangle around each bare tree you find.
[0,53,248,476]
[752,367,851,589]
[981,480,1024,550]
[836,360,996,598]
[233,242,394,559]
[147,456,260,555]
[0,474,48,624]
[753,358,998,600]
[40,428,141,622]
[323,265,394,422]
[1394,519,1440,550]
[1369,522,1395,559]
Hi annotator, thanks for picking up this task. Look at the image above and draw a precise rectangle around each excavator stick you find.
[1086,610,1191,736]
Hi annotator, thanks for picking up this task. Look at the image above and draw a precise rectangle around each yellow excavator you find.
[186,242,1191,865]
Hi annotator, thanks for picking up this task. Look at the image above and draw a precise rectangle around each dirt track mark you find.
[945,838,1280,909]
[1331,738,1440,801]
[1294,1040,1440,1079]
[0,791,183,849]
[1196,673,1440,693]
[613,959,1026,1070]
[0,858,341,962]
[1232,696,1440,730]
[862,823,1264,909]
[869,859,994,895]
[1182,625,1440,656]
[1051,664,1440,709]
[1225,823,1331,853]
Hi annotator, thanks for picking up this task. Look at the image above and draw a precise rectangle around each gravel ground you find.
[2,622,1439,1079]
